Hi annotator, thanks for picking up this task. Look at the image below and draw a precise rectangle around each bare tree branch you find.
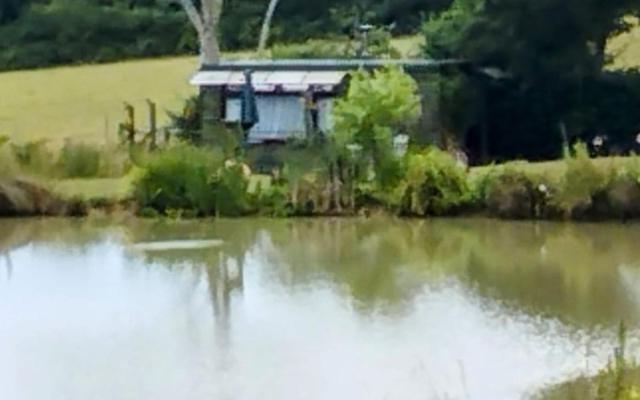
[258,0,280,55]
[167,0,224,65]
[175,0,204,36]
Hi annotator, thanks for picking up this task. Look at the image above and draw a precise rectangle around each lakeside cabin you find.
[189,59,467,144]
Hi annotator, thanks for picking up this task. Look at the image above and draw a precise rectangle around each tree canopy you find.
[424,0,640,161]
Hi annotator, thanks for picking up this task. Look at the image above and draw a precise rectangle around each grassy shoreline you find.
[3,153,640,222]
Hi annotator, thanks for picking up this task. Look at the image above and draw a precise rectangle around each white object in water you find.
[619,264,640,307]
[130,240,224,252]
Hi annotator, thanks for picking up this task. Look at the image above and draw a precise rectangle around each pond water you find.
[1,218,640,400]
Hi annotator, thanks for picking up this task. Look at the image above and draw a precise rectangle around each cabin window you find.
[248,96,305,142]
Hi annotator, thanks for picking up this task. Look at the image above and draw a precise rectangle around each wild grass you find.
[536,323,640,400]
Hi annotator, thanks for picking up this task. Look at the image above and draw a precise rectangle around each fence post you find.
[123,102,135,145]
[146,99,157,150]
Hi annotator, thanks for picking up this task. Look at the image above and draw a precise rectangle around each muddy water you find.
[1,218,639,399]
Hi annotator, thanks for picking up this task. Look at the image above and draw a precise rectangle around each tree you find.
[333,67,421,187]
[257,0,279,54]
[173,0,224,65]
[423,0,640,161]
[0,0,25,23]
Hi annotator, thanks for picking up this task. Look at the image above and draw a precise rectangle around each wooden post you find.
[146,99,157,150]
[124,102,135,145]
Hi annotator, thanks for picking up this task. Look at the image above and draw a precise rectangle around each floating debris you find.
[130,240,224,252]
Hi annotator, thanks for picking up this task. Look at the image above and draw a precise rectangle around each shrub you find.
[553,143,608,218]
[607,175,640,220]
[484,166,540,219]
[211,164,251,217]
[58,142,101,178]
[332,67,421,187]
[135,144,223,216]
[254,183,291,217]
[400,148,471,216]
[134,143,250,217]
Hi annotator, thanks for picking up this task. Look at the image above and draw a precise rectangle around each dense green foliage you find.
[0,1,193,70]
[139,67,640,221]
[0,0,447,71]
[134,143,250,217]
[333,67,421,188]
[423,0,640,162]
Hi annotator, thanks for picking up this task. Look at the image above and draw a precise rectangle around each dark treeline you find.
[0,0,448,70]
[423,0,640,162]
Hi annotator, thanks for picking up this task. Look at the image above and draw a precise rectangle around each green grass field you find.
[0,37,423,145]
[608,17,640,70]
[0,30,637,145]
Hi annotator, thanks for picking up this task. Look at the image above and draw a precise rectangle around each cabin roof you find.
[191,58,470,90]
[199,58,468,73]
[190,70,348,91]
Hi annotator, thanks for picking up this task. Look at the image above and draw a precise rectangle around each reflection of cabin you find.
[190,59,467,144]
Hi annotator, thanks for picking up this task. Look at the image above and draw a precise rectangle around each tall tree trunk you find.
[200,0,223,66]
[258,0,280,55]
[175,0,224,142]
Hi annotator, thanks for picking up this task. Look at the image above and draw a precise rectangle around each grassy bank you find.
[4,132,640,222]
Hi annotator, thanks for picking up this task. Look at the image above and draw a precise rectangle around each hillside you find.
[0,57,198,145]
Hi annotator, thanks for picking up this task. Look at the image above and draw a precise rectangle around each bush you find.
[58,142,101,178]
[607,175,640,220]
[399,148,472,216]
[254,183,291,217]
[484,166,545,219]
[134,143,250,217]
[332,67,421,188]
[553,143,608,218]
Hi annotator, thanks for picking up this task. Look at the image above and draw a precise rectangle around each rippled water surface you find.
[1,218,640,399]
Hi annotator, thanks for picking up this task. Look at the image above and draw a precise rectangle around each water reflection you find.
[1,217,640,399]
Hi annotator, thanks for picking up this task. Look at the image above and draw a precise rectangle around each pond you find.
[1,217,639,399]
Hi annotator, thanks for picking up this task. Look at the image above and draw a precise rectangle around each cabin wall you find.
[223,92,336,143]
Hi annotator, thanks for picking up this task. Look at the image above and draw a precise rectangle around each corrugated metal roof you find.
[190,70,348,91]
